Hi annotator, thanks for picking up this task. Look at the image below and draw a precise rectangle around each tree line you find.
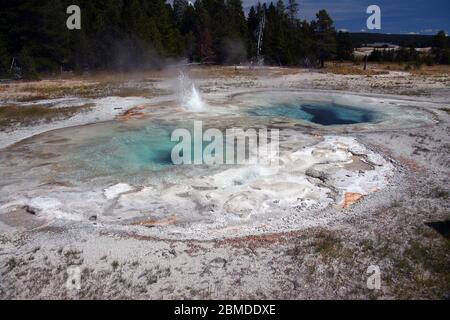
[368,31,450,66]
[0,0,448,79]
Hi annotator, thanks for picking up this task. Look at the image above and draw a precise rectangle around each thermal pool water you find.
[249,102,381,125]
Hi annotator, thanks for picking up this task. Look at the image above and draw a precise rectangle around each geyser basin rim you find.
[230,89,430,106]
[233,90,400,109]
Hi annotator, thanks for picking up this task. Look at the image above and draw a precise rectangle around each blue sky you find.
[242,0,450,34]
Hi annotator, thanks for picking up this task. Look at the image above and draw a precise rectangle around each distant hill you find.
[349,33,442,48]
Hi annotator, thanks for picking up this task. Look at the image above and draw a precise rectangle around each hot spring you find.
[0,90,436,239]
[248,102,381,125]
[235,90,434,131]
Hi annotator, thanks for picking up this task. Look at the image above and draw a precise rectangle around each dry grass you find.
[323,63,389,76]
[0,78,158,102]
[0,103,94,129]
[113,87,155,98]
[390,235,450,299]
[367,62,409,72]
[366,62,450,76]
[71,70,166,83]
[188,66,258,79]
[188,65,300,79]
[0,80,105,101]
[410,64,450,76]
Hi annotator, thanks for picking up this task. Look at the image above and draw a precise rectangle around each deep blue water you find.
[249,102,380,126]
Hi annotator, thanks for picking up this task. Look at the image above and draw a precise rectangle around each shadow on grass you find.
[426,220,450,239]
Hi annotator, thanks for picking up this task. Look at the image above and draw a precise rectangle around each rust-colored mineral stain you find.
[342,192,363,208]
[135,217,176,227]
[117,105,146,121]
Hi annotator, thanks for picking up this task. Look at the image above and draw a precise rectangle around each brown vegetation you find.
[0,103,93,129]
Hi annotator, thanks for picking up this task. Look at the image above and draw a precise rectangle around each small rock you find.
[89,215,97,221]
[104,183,134,200]
[210,257,228,268]
[23,205,37,215]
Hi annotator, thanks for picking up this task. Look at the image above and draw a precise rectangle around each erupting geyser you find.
[186,84,205,111]
[178,71,205,111]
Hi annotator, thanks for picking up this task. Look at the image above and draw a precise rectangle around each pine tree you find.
[0,37,10,76]
[432,30,450,64]
[312,10,336,67]
[194,0,216,63]
[287,0,299,22]
[226,0,247,39]
[433,30,448,49]
[153,0,183,57]
[18,48,38,80]
[174,0,189,26]
[179,3,197,61]
[247,6,259,59]
[336,31,353,61]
